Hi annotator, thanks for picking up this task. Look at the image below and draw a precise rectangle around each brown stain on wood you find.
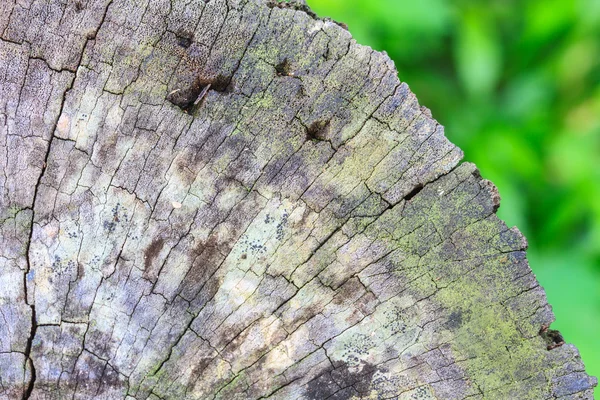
[144,238,165,271]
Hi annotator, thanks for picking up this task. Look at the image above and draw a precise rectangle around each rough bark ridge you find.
[0,0,596,399]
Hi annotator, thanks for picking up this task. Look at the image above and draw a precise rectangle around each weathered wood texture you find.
[0,0,596,399]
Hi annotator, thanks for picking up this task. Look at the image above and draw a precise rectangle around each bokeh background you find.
[308,0,600,385]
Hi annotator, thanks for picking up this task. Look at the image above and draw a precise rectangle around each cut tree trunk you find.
[0,0,596,399]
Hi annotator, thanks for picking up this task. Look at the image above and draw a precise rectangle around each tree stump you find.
[0,0,596,399]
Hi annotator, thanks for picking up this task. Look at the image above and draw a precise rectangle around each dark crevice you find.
[74,0,84,12]
[21,140,51,399]
[28,57,76,74]
[20,101,58,399]
[176,34,193,49]
[403,183,424,202]
[167,74,233,113]
[85,0,113,42]
[390,158,468,207]
[22,306,36,400]
[383,198,393,211]
[18,0,99,388]
[275,58,294,77]
[0,36,25,46]
[306,120,330,142]
[148,313,196,377]
[201,74,232,93]
[539,325,565,350]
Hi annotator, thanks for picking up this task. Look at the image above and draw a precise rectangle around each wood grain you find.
[0,0,596,398]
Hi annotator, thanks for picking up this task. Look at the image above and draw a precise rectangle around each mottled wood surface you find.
[0,0,596,399]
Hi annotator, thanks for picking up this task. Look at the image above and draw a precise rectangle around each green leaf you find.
[454,7,502,98]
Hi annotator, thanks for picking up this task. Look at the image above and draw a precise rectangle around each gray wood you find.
[0,0,596,398]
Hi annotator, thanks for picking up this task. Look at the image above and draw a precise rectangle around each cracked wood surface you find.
[0,0,597,399]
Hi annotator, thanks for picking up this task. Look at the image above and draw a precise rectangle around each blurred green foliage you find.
[309,0,600,384]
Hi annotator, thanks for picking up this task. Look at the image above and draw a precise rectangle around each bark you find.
[0,0,596,399]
